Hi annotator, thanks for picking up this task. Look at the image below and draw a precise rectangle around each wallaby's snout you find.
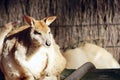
[45,40,51,47]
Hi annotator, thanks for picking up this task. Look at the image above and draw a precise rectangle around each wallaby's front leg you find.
[14,43,35,80]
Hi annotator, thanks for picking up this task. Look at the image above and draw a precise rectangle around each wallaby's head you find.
[24,15,56,47]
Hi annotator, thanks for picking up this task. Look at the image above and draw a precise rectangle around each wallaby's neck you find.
[26,39,42,59]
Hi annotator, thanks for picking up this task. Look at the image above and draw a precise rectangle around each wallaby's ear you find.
[44,16,56,25]
[24,15,35,27]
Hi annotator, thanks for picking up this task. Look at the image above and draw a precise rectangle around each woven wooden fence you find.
[0,0,120,62]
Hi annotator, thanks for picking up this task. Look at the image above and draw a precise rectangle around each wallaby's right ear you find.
[43,16,56,25]
[24,15,35,27]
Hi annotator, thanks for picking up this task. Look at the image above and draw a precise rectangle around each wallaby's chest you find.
[26,47,48,77]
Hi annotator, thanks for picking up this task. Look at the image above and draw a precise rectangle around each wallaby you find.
[63,42,120,69]
[1,16,66,80]
[0,22,13,53]
[0,21,20,59]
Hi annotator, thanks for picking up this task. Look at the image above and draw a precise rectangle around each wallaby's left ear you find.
[24,15,35,27]
[45,16,56,25]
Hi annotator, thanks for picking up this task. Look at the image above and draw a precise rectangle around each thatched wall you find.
[0,0,120,62]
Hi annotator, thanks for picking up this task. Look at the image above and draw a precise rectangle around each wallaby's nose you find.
[45,40,51,46]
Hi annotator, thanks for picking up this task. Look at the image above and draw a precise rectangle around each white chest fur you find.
[27,47,48,77]
[25,43,66,78]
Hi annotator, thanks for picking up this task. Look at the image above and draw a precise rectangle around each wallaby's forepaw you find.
[11,20,21,26]
[4,20,21,30]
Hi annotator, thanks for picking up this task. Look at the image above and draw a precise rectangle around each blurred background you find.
[0,0,120,63]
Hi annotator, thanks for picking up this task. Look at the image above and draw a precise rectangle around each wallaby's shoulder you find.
[7,25,29,37]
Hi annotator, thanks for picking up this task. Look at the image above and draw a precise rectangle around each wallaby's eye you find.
[34,30,41,35]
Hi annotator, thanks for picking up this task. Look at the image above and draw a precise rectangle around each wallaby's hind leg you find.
[0,21,20,56]
[0,22,13,53]
[0,21,20,72]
